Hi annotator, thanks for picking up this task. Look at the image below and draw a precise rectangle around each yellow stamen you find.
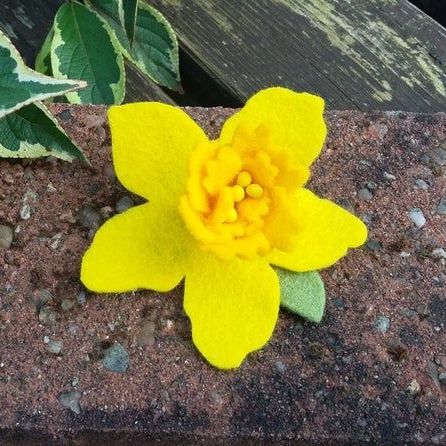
[236,171,252,188]
[246,183,264,198]
[232,185,245,202]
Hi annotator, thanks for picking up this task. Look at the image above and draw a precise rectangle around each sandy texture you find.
[0,105,445,445]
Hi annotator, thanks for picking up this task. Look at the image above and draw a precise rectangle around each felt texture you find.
[219,87,327,169]
[269,188,367,272]
[184,252,280,369]
[81,202,194,292]
[108,102,207,206]
[276,268,326,323]
[81,87,368,369]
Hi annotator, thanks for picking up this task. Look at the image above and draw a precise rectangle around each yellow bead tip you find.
[236,171,252,188]
[246,183,264,199]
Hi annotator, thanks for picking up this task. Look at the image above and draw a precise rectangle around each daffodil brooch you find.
[81,87,367,369]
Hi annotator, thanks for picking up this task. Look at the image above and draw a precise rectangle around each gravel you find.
[375,316,391,333]
[102,342,129,373]
[116,195,134,213]
[408,208,426,228]
[436,198,446,215]
[0,225,13,249]
[358,188,373,201]
[431,248,446,260]
[38,306,57,326]
[59,391,82,414]
[77,205,102,230]
[414,179,429,190]
[430,148,446,166]
[61,299,75,312]
[47,340,63,355]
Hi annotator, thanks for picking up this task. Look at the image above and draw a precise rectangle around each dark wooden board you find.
[0,0,174,103]
[150,0,446,112]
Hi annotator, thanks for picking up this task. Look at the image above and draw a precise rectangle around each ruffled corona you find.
[180,125,310,260]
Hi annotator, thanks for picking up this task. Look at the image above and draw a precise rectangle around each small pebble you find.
[0,225,13,249]
[431,148,446,166]
[414,179,429,190]
[136,320,156,347]
[57,109,72,122]
[358,188,373,201]
[436,198,446,215]
[59,391,81,414]
[366,239,382,251]
[116,195,134,213]
[38,306,57,326]
[439,372,446,383]
[409,208,426,228]
[407,378,421,395]
[275,361,287,373]
[76,291,87,305]
[61,299,75,312]
[400,251,411,258]
[102,342,129,373]
[77,205,101,230]
[431,248,446,260]
[375,316,391,333]
[47,340,63,354]
[383,171,396,181]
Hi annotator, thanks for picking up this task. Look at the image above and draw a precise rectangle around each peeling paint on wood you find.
[151,0,446,111]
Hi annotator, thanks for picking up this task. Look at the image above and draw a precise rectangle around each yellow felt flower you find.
[81,87,367,369]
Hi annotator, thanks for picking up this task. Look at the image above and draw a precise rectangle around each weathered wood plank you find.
[150,0,446,112]
[0,0,174,103]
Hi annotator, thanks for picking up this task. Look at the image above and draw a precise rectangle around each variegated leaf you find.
[51,1,125,104]
[0,102,88,162]
[0,29,86,119]
[87,0,180,90]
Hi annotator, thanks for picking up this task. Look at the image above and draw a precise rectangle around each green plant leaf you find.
[86,0,180,90]
[121,0,138,48]
[35,26,54,76]
[0,102,88,162]
[0,29,86,119]
[276,268,326,323]
[51,1,125,104]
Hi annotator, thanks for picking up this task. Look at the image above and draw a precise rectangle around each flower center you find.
[179,125,309,260]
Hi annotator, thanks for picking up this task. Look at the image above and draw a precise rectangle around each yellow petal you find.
[220,87,327,168]
[184,253,280,369]
[108,103,207,205]
[81,202,194,293]
[269,188,367,271]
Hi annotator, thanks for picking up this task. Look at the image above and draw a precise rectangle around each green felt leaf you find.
[35,26,54,76]
[121,0,138,48]
[276,268,326,323]
[86,0,180,90]
[51,1,125,104]
[0,102,88,162]
[0,29,85,119]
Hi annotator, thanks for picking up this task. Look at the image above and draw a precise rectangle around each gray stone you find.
[274,361,287,373]
[77,205,101,230]
[407,379,421,395]
[61,299,75,312]
[47,340,63,355]
[136,320,156,347]
[0,225,13,249]
[366,239,382,251]
[436,198,446,215]
[59,391,81,414]
[431,248,446,260]
[358,188,373,201]
[414,179,429,190]
[408,208,426,228]
[102,342,129,373]
[116,195,134,213]
[431,148,446,166]
[38,306,57,326]
[439,372,446,382]
[375,316,390,333]
[76,291,87,305]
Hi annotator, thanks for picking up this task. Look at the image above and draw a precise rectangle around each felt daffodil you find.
[81,87,367,369]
